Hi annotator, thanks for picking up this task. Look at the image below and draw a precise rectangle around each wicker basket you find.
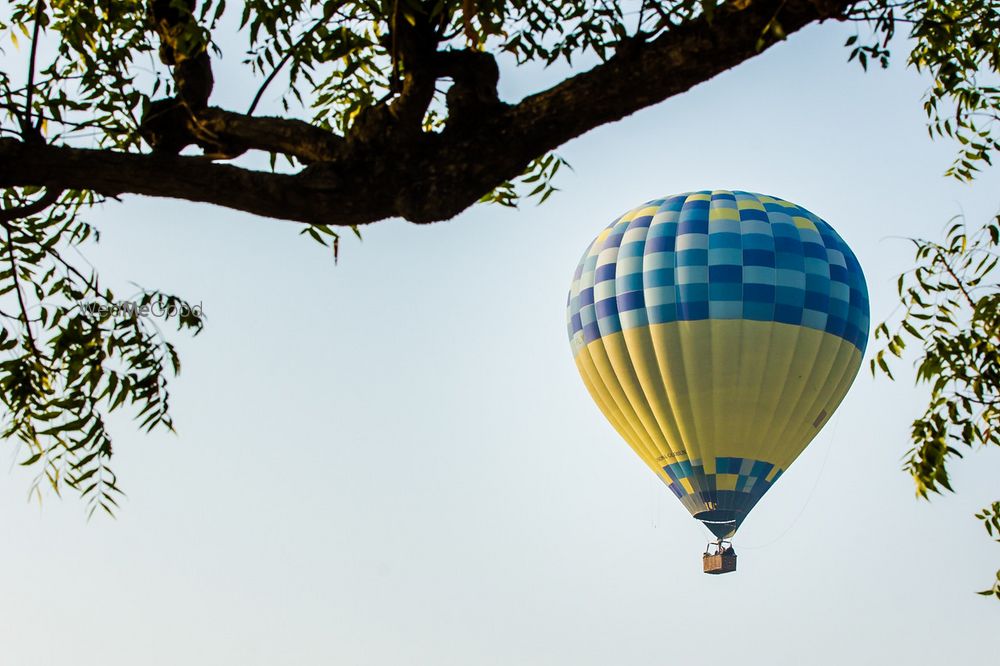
[703,551,737,575]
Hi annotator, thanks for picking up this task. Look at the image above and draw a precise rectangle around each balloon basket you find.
[703,540,737,575]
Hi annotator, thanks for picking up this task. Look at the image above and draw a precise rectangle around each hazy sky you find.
[2,15,999,666]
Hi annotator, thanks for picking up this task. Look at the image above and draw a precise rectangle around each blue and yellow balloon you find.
[566,191,869,565]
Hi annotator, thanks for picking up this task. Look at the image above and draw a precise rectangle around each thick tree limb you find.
[400,0,858,222]
[192,109,347,163]
[1,0,857,226]
[506,0,853,152]
[0,139,386,225]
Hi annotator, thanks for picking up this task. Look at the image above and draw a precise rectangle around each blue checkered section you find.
[663,457,782,497]
[567,190,870,354]
[662,456,784,532]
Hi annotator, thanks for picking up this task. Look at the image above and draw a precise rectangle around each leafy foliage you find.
[479,152,570,208]
[0,187,203,516]
[852,0,1000,600]
[846,0,1000,179]
[874,216,1000,598]
[910,0,1000,181]
[976,501,1000,598]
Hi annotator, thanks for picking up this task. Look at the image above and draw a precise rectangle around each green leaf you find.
[19,451,43,466]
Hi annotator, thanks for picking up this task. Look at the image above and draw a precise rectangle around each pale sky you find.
[2,16,999,666]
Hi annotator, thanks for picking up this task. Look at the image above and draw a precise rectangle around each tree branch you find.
[191,108,346,163]
[0,138,375,225]
[413,0,858,222]
[2,0,859,226]
[497,0,854,168]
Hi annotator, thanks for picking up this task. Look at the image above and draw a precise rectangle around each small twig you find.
[0,187,62,223]
[3,224,41,356]
[24,0,46,137]
[391,0,401,93]
[0,187,64,360]
[49,246,112,305]
[6,73,87,96]
[934,247,978,310]
[246,7,343,116]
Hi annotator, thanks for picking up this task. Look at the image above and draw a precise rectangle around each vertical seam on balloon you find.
[645,196,703,507]
[732,192,780,521]
[587,209,669,468]
[748,196,808,460]
[671,192,709,481]
[761,216,865,468]
[594,210,678,467]
[616,210,686,469]
[569,234,657,464]
[574,347,656,466]
[768,223,856,471]
[642,199,703,501]
[703,189,729,515]
[720,189,747,519]
[774,334,856,473]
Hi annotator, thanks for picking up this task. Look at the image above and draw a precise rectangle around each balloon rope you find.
[738,411,842,550]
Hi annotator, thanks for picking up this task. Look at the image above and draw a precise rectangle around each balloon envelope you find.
[566,191,869,538]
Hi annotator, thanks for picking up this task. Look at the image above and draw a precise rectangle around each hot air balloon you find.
[566,190,869,574]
